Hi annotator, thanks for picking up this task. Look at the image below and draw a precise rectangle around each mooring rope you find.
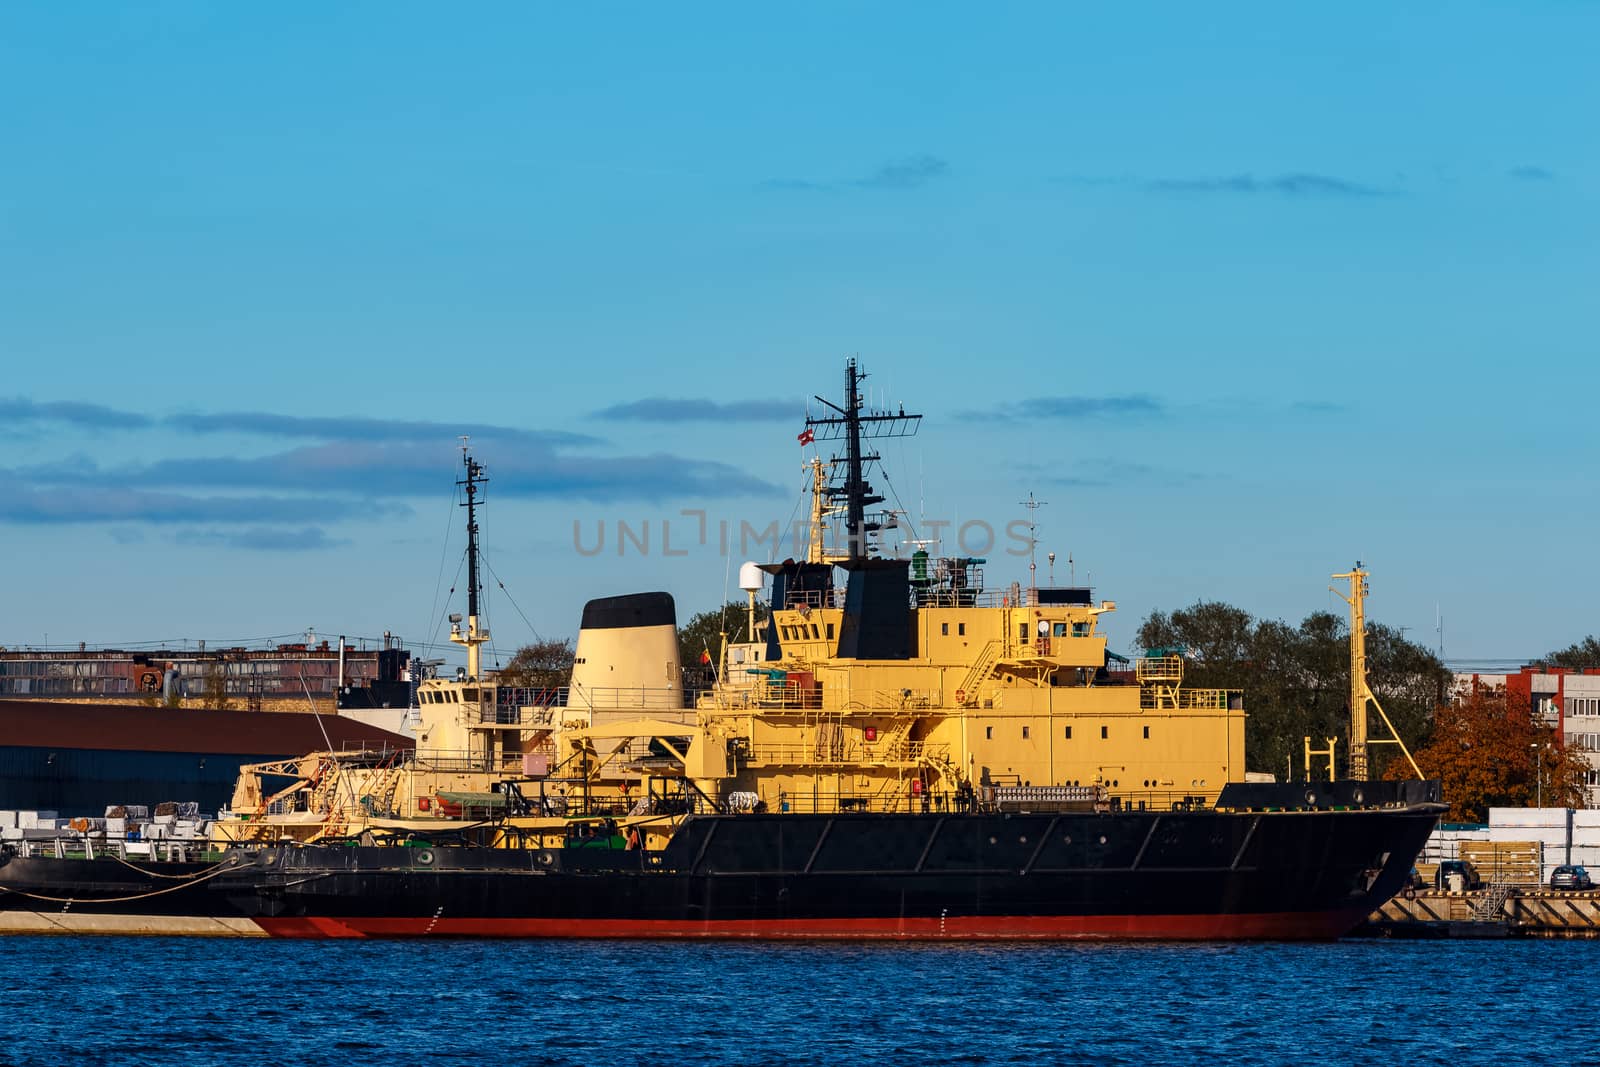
[0,854,252,904]
[111,853,241,880]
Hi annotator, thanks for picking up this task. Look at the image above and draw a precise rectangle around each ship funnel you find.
[571,592,683,708]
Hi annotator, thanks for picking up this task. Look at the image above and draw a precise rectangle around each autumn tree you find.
[1138,601,1448,781]
[1387,686,1591,822]
[494,638,575,689]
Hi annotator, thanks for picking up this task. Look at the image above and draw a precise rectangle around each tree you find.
[495,638,575,689]
[678,601,770,675]
[200,664,235,711]
[1387,687,1591,822]
[1540,636,1600,670]
[1137,601,1449,781]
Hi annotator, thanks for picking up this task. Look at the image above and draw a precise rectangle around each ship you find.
[0,359,1445,939]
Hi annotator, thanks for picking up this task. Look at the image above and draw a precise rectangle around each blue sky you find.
[1,3,1595,666]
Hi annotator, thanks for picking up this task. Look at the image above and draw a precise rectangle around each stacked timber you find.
[1461,840,1542,886]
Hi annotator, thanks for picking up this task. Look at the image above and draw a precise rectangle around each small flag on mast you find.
[797,427,815,446]
[698,649,712,665]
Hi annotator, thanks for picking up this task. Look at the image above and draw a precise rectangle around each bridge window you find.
[1022,726,1030,739]
[985,726,993,740]
[1101,725,1108,739]
[1064,726,1072,739]
[958,623,966,636]
[1143,725,1150,739]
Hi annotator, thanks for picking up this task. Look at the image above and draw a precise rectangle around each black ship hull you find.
[0,800,1442,941]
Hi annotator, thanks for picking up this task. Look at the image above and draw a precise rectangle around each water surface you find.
[0,938,1581,1065]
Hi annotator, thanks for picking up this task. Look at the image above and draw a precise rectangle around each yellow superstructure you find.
[210,360,1248,849]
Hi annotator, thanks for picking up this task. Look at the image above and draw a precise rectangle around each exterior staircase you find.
[874,718,915,762]
[1474,882,1513,923]
[955,640,1002,706]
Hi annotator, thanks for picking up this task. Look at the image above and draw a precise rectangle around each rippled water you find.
[0,937,1587,1065]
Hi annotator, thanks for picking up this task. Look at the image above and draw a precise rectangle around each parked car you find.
[1549,865,1594,891]
[1435,860,1481,891]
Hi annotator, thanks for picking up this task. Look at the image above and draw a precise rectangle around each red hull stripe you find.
[254,910,1366,941]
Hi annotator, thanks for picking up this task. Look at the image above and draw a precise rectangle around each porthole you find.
[1063,835,1073,845]
[1098,835,1107,845]
[988,836,998,845]
[1019,836,1028,845]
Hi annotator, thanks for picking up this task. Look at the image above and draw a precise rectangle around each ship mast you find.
[806,458,828,564]
[804,358,921,561]
[451,442,491,680]
[1330,563,1425,782]
[1333,564,1371,779]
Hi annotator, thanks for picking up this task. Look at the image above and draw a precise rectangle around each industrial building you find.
[0,635,412,713]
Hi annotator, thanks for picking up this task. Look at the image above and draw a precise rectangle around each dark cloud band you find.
[1057,172,1389,199]
[759,154,950,193]
[593,398,794,422]
[958,395,1163,421]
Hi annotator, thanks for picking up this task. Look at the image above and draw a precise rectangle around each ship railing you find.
[476,704,564,726]
[494,686,565,710]
[755,789,963,815]
[395,748,523,775]
[333,741,413,758]
[752,680,824,709]
[567,685,690,711]
[878,740,950,764]
[747,683,953,714]
[1138,687,1233,711]
[870,688,941,710]
[742,740,949,766]
[11,837,218,863]
[1098,789,1219,813]
[783,589,846,611]
[913,587,998,608]
[697,687,759,710]
[745,742,858,765]
[1135,655,1185,685]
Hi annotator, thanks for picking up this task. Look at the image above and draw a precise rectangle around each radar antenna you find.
[804,358,921,560]
[1019,493,1046,599]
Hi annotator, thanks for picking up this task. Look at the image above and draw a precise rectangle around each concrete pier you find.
[1365,887,1600,939]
